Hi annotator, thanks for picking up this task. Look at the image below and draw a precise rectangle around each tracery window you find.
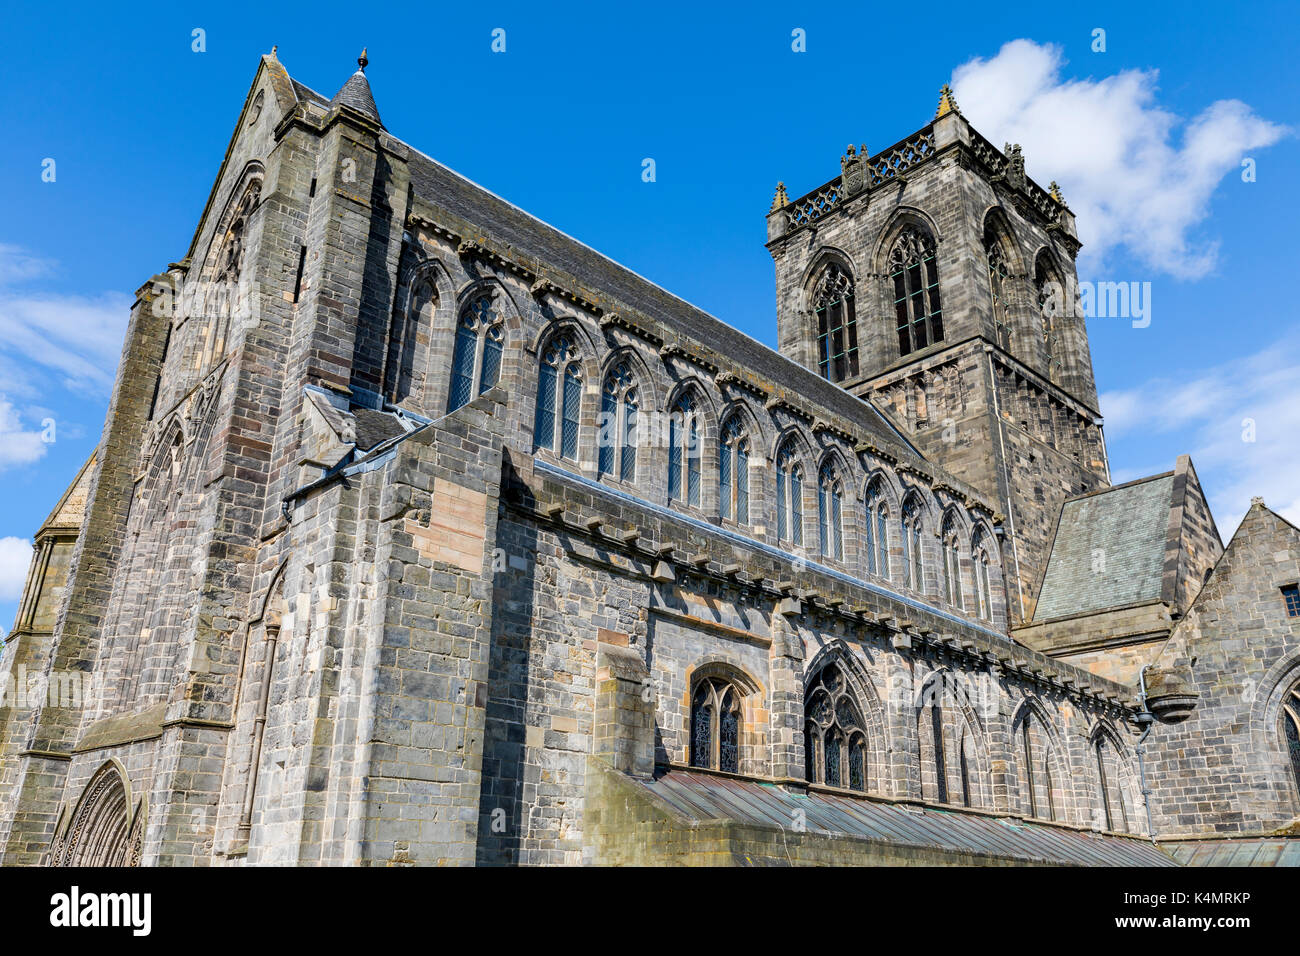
[972,530,994,621]
[598,362,638,482]
[804,663,868,791]
[718,416,750,523]
[814,264,859,382]
[865,481,889,577]
[668,393,701,507]
[817,463,844,561]
[690,677,741,773]
[985,226,1013,353]
[775,444,804,547]
[204,179,262,368]
[901,497,924,592]
[1035,253,1065,377]
[941,514,964,610]
[533,333,581,459]
[449,294,504,412]
[890,226,943,357]
[1281,680,1300,797]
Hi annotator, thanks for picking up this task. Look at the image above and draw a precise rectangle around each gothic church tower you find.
[766,87,1109,622]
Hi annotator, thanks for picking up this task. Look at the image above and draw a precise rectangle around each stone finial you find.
[1049,180,1067,205]
[1251,495,1266,507]
[270,45,278,57]
[770,181,789,211]
[358,47,369,72]
[936,83,960,118]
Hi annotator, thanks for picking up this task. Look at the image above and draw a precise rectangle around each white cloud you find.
[0,396,49,471]
[951,39,1287,279]
[0,536,34,602]
[1100,330,1300,534]
[0,245,130,399]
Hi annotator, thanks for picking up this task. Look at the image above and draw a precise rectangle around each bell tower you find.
[765,86,1110,622]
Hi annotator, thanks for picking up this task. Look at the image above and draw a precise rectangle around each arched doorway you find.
[47,761,143,866]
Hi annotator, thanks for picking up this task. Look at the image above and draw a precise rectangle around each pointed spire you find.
[329,47,383,128]
[1049,180,1066,205]
[935,83,960,119]
[770,181,789,211]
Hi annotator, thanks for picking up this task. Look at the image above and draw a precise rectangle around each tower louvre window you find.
[814,264,858,382]
[890,226,943,357]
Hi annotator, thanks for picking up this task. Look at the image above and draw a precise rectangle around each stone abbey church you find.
[2,50,1298,868]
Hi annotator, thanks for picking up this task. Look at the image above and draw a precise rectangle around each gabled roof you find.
[1032,456,1224,622]
[1033,472,1175,621]
[38,453,96,538]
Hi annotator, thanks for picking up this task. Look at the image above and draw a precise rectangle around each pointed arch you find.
[1012,697,1070,822]
[685,660,764,774]
[774,432,808,548]
[386,254,456,406]
[863,471,895,579]
[803,251,860,383]
[47,760,141,867]
[815,456,846,562]
[803,642,889,792]
[666,380,714,509]
[940,507,968,611]
[1088,720,1138,832]
[900,489,928,593]
[916,668,992,809]
[532,326,587,461]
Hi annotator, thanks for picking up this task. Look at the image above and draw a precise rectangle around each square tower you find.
[766,88,1110,621]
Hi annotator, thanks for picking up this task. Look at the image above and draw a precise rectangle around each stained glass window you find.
[668,394,700,507]
[690,677,742,772]
[814,264,859,382]
[533,334,582,460]
[599,363,638,482]
[776,445,803,546]
[720,416,749,524]
[449,294,505,413]
[890,226,943,357]
[804,663,868,792]
[1282,682,1300,797]
[902,498,924,592]
[818,464,843,561]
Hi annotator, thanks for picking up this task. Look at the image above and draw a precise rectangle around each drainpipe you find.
[1135,664,1157,841]
[239,623,280,832]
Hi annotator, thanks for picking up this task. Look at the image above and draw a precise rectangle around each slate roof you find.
[1033,473,1176,621]
[286,71,924,461]
[645,769,1177,866]
[329,68,382,128]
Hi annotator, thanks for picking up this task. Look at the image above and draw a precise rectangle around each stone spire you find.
[330,47,384,128]
[770,181,789,211]
[935,83,960,118]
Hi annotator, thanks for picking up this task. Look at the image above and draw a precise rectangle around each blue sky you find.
[1,0,1297,627]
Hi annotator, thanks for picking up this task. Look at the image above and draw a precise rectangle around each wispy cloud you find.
[1100,330,1300,534]
[952,39,1287,279]
[0,244,129,403]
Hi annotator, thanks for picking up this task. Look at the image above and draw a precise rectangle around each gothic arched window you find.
[889,226,943,357]
[804,663,868,791]
[972,529,994,621]
[1035,253,1065,378]
[817,463,844,561]
[533,333,582,459]
[204,179,262,369]
[775,444,804,547]
[690,677,741,773]
[941,513,964,610]
[985,226,1013,353]
[1094,732,1129,832]
[449,294,505,412]
[668,393,701,507]
[1018,709,1056,821]
[865,480,889,578]
[814,263,859,382]
[930,700,949,804]
[598,362,638,482]
[719,416,750,523]
[901,497,924,592]
[1280,680,1300,798]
